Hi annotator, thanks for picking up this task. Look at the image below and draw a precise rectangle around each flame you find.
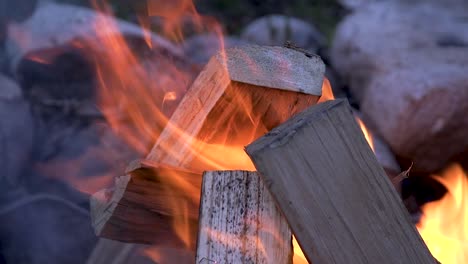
[417,163,468,264]
[356,117,375,152]
[13,0,381,261]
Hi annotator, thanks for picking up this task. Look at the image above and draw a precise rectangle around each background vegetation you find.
[55,0,346,43]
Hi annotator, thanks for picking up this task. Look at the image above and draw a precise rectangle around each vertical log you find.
[196,170,292,264]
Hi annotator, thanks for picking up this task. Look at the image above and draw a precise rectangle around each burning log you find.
[245,99,436,264]
[90,160,201,247]
[146,44,324,170]
[196,171,292,263]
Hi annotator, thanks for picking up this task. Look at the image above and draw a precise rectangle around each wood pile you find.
[87,44,436,264]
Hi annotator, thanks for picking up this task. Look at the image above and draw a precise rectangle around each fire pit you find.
[0,0,466,264]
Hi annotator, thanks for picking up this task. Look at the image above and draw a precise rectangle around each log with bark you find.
[245,99,436,264]
[88,44,325,263]
[196,170,292,264]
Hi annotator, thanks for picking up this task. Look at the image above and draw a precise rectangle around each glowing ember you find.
[417,163,468,264]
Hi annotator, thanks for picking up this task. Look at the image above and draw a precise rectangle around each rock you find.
[0,0,38,23]
[5,2,183,75]
[338,0,467,11]
[337,0,382,10]
[362,65,468,172]
[0,74,33,184]
[4,2,198,125]
[331,1,468,102]
[241,14,325,52]
[0,192,97,264]
[32,119,140,195]
[183,33,249,65]
[331,1,468,172]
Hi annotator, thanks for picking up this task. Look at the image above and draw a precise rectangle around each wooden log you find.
[196,171,292,264]
[90,160,201,247]
[146,44,324,171]
[245,99,436,264]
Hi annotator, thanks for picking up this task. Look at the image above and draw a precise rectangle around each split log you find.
[196,171,292,264]
[245,99,436,264]
[90,160,201,247]
[146,44,324,171]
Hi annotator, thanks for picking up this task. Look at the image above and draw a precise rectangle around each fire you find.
[86,3,374,257]
[356,117,375,151]
[417,163,468,264]
[13,1,466,263]
[11,0,380,261]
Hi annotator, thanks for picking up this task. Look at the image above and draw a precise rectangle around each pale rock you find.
[0,74,33,184]
[5,2,183,74]
[241,14,325,52]
[331,1,468,101]
[331,1,468,172]
[183,33,248,64]
[362,65,468,172]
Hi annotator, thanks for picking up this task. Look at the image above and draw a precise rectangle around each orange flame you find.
[417,163,468,264]
[356,117,375,152]
[38,0,379,262]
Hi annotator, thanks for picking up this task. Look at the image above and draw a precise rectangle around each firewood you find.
[245,99,436,264]
[146,44,324,170]
[196,171,292,264]
[90,160,201,247]
[91,44,324,242]
[89,45,325,263]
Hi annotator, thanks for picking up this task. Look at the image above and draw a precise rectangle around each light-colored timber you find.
[196,170,292,264]
[246,99,436,264]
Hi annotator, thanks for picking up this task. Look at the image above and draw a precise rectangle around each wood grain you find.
[196,171,292,264]
[90,161,201,247]
[246,99,436,264]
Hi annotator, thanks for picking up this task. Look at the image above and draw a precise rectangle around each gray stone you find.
[362,65,468,172]
[5,2,183,75]
[183,33,249,65]
[0,74,33,184]
[331,1,468,172]
[0,192,96,264]
[338,0,468,11]
[331,1,468,101]
[338,0,383,10]
[0,0,38,23]
[241,14,325,52]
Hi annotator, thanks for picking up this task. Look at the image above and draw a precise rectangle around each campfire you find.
[2,0,467,263]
